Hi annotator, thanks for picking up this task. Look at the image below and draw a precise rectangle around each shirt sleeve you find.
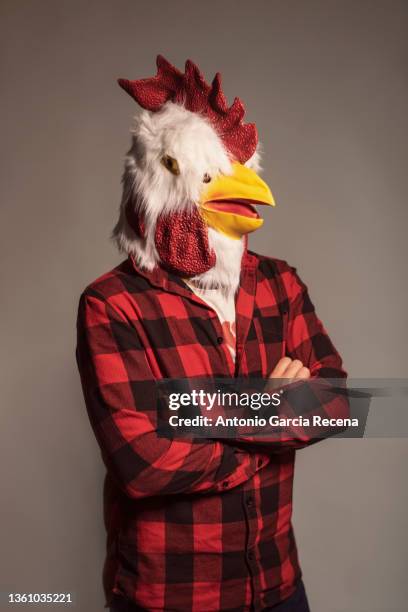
[281,261,347,379]
[227,261,350,452]
[76,291,267,499]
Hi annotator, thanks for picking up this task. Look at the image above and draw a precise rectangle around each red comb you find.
[118,55,257,164]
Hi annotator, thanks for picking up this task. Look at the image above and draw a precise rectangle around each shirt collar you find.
[128,249,259,301]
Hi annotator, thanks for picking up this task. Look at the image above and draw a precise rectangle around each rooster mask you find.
[113,55,275,294]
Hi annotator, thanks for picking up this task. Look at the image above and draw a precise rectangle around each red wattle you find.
[154,210,216,277]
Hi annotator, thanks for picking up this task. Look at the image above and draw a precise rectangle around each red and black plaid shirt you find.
[76,250,347,611]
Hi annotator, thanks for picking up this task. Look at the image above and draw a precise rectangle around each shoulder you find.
[77,258,152,326]
[248,249,301,280]
[248,250,308,299]
[249,250,294,274]
[80,257,148,303]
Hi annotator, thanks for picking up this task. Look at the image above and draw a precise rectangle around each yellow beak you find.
[199,162,275,240]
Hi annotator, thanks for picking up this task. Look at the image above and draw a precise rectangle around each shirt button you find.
[246,497,254,507]
[217,336,224,345]
[222,480,229,489]
[247,551,255,560]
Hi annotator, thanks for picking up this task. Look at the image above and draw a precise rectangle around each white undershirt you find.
[185,282,237,362]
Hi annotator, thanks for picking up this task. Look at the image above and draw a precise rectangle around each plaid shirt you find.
[76,250,347,611]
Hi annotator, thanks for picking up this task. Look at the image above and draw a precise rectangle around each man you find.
[76,56,347,611]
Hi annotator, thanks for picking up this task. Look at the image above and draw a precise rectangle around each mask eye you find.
[203,173,211,183]
[161,155,180,176]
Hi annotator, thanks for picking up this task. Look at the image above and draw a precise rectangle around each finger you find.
[283,359,304,379]
[269,357,293,378]
[295,366,310,380]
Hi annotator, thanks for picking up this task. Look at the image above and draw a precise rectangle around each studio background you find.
[1,1,407,611]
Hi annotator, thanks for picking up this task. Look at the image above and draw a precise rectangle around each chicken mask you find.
[113,55,275,292]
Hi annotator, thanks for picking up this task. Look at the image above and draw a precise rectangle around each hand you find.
[269,357,311,381]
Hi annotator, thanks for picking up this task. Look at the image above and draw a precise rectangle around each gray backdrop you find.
[1,1,407,611]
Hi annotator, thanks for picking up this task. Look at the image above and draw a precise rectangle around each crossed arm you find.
[76,265,347,500]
